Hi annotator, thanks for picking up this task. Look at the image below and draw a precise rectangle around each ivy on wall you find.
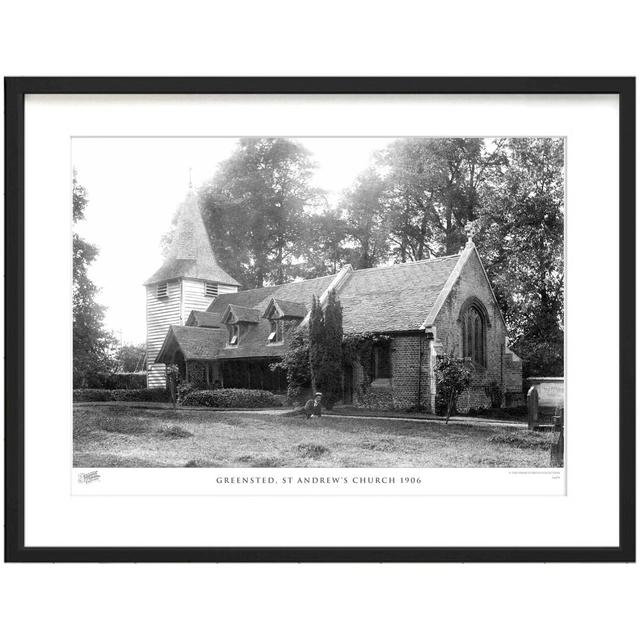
[342,332,391,388]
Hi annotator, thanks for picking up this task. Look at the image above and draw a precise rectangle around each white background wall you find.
[1,2,638,639]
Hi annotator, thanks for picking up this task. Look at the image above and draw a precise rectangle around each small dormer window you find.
[268,319,284,344]
[157,282,168,299]
[228,324,239,346]
[204,282,218,297]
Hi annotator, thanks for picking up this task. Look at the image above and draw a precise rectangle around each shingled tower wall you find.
[143,187,240,388]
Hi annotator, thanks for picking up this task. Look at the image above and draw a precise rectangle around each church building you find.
[145,188,523,412]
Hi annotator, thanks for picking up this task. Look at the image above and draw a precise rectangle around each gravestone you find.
[550,427,564,467]
[527,386,539,430]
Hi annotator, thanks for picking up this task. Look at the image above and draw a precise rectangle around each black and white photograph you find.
[6,76,632,565]
[2,3,637,636]
[72,135,565,470]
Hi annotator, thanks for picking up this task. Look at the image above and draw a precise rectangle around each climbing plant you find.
[271,329,311,403]
[342,332,391,387]
[434,353,472,423]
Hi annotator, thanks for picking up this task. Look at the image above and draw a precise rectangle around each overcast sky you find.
[73,137,396,345]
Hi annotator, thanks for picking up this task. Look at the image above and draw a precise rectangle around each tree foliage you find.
[295,208,351,278]
[340,167,390,268]
[319,289,344,408]
[275,291,345,408]
[192,136,563,377]
[271,329,311,403]
[199,137,321,288]
[115,343,146,372]
[312,138,563,377]
[477,138,564,376]
[308,294,325,394]
[73,171,117,387]
[434,354,472,423]
[376,138,507,257]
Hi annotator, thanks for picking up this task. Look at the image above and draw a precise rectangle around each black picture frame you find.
[4,76,636,563]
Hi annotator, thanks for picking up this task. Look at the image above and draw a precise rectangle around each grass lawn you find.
[73,405,557,468]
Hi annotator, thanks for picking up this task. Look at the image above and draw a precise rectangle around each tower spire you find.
[143,185,240,287]
[188,166,193,189]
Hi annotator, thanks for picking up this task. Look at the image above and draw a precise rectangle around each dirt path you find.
[73,401,526,429]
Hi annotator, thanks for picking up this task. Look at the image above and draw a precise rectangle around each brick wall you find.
[390,335,431,411]
[347,248,522,413]
[352,334,431,411]
[431,249,523,412]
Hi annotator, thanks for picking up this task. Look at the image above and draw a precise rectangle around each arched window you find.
[461,301,487,366]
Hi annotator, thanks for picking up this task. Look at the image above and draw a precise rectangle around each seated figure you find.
[303,392,323,419]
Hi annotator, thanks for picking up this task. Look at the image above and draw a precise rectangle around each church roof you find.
[155,252,469,365]
[339,255,461,333]
[185,310,222,328]
[144,188,240,287]
[156,325,226,362]
[221,304,262,324]
[263,298,308,319]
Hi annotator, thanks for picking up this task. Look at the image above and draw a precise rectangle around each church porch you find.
[183,358,286,393]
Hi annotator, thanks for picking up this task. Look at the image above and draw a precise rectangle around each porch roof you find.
[155,325,226,363]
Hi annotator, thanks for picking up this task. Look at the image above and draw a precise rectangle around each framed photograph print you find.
[4,77,635,562]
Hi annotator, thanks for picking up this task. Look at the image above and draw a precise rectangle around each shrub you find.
[181,388,283,408]
[110,389,170,402]
[83,372,147,390]
[434,354,472,423]
[73,388,170,402]
[73,388,113,402]
[272,329,311,403]
[177,382,198,403]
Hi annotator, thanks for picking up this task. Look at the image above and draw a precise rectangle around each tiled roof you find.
[264,298,308,319]
[223,304,262,324]
[207,275,334,316]
[339,255,460,333]
[195,274,336,362]
[155,325,226,362]
[268,275,335,312]
[158,254,463,363]
[144,189,240,287]
[207,286,279,314]
[185,310,222,328]
[216,318,288,360]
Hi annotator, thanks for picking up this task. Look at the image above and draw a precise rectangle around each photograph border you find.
[4,76,635,562]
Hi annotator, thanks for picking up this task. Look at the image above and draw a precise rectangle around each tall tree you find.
[376,137,507,259]
[478,138,564,376]
[73,171,116,386]
[296,208,350,279]
[308,295,324,394]
[341,167,389,268]
[375,138,441,262]
[115,343,147,372]
[200,138,321,288]
[306,291,344,408]
[321,289,344,408]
